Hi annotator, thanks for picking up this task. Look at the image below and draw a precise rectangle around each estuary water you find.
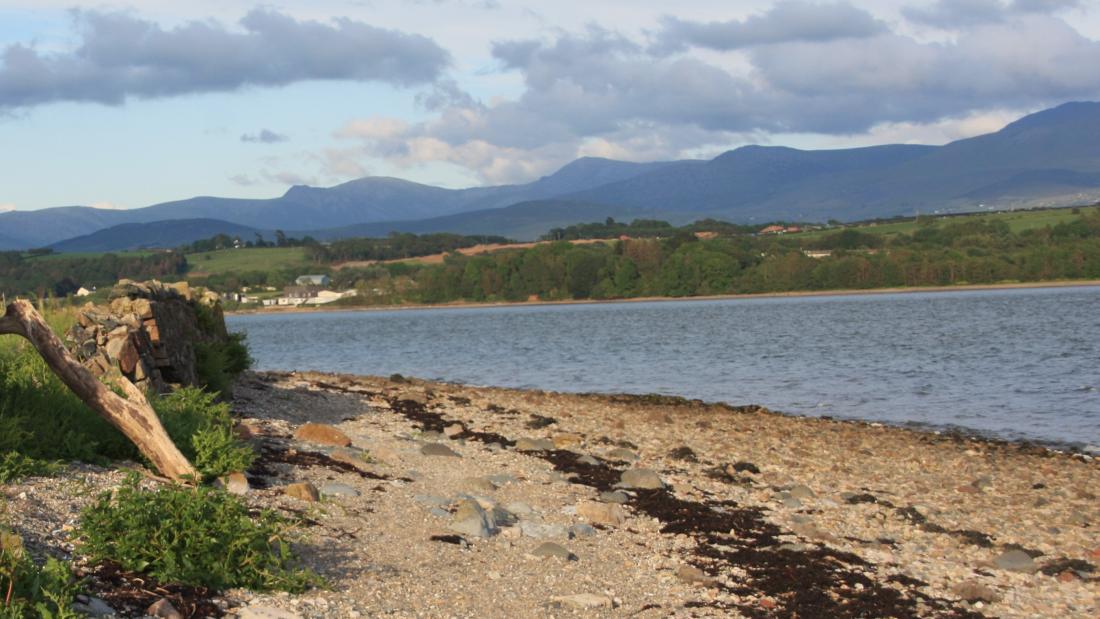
[228,286,1100,447]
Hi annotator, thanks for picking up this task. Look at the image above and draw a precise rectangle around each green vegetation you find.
[78,475,318,592]
[0,251,186,299]
[325,208,1100,305]
[0,531,80,619]
[309,232,512,264]
[154,388,254,481]
[186,247,311,275]
[543,217,761,241]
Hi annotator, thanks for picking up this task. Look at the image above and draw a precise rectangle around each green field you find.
[186,247,312,275]
[790,205,1100,240]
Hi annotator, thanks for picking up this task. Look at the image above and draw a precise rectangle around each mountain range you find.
[4,101,1100,252]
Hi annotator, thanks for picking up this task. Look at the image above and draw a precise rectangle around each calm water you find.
[228,286,1100,447]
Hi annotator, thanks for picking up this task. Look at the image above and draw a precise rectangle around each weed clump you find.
[78,475,319,592]
[154,388,254,481]
[0,530,81,618]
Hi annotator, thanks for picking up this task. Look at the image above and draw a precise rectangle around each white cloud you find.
[91,200,127,210]
[0,203,16,212]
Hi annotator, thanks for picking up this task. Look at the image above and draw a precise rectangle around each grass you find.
[78,475,319,592]
[790,205,1100,241]
[185,247,311,276]
[154,388,254,482]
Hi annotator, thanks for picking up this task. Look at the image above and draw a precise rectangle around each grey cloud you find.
[653,1,888,53]
[240,129,288,143]
[903,0,1081,27]
[0,8,450,109]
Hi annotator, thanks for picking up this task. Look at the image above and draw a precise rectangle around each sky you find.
[1,0,1099,212]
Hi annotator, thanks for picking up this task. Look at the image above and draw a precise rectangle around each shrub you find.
[153,388,254,481]
[78,476,319,592]
[0,530,80,619]
[195,333,252,395]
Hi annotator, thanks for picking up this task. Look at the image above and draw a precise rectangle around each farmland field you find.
[185,247,313,275]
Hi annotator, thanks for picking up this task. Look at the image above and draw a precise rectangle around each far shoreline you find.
[226,278,1100,316]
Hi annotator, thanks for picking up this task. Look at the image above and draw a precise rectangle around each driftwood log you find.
[0,300,197,481]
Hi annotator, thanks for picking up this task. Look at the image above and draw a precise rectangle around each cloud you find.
[0,8,450,110]
[262,170,318,187]
[333,12,1100,184]
[903,0,1081,28]
[653,1,888,53]
[229,174,258,186]
[91,200,127,210]
[240,129,289,144]
[0,203,15,213]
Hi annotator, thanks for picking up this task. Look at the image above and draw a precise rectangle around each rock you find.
[515,437,555,451]
[993,549,1038,573]
[421,443,461,457]
[668,446,698,462]
[462,477,498,493]
[147,598,183,619]
[606,447,639,461]
[320,483,360,498]
[553,433,583,448]
[451,499,497,538]
[237,607,303,619]
[781,496,803,509]
[576,501,627,526]
[506,502,535,517]
[487,474,517,487]
[599,490,630,504]
[951,581,1002,603]
[329,448,373,470]
[569,523,597,538]
[676,565,717,587]
[219,472,249,495]
[726,461,760,475]
[550,594,613,609]
[284,482,320,502]
[429,507,450,518]
[531,542,577,561]
[73,596,117,617]
[414,495,450,507]
[444,423,464,438]
[490,506,519,527]
[788,484,816,499]
[618,468,665,490]
[519,521,570,539]
[294,423,352,448]
[576,454,600,466]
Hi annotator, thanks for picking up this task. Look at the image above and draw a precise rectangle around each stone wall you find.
[65,279,226,394]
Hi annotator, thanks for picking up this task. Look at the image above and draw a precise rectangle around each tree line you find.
[0,251,187,299]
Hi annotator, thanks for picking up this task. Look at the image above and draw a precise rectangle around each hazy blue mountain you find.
[0,157,672,250]
[307,200,690,241]
[49,219,262,253]
[7,101,1100,250]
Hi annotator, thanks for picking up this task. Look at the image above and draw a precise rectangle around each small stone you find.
[552,433,583,449]
[487,474,517,487]
[444,424,464,438]
[569,523,597,538]
[519,521,570,539]
[329,448,373,470]
[496,501,530,518]
[993,549,1038,573]
[429,507,450,518]
[237,607,303,619]
[576,501,627,526]
[284,482,320,502]
[421,443,461,457]
[73,597,117,617]
[956,484,980,494]
[618,468,665,490]
[514,437,555,451]
[781,496,804,509]
[320,483,360,498]
[147,598,183,619]
[219,472,249,495]
[550,594,613,610]
[294,423,352,448]
[951,581,1001,603]
[1057,570,1077,583]
[668,446,698,462]
[676,565,716,587]
[606,447,639,461]
[576,455,600,466]
[758,598,777,610]
[788,484,816,499]
[462,477,497,493]
[414,495,450,507]
[451,499,497,538]
[531,542,577,561]
[599,490,630,504]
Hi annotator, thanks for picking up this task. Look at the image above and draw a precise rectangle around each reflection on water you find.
[229,286,1100,446]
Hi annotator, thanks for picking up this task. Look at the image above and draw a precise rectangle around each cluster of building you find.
[256,275,356,307]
